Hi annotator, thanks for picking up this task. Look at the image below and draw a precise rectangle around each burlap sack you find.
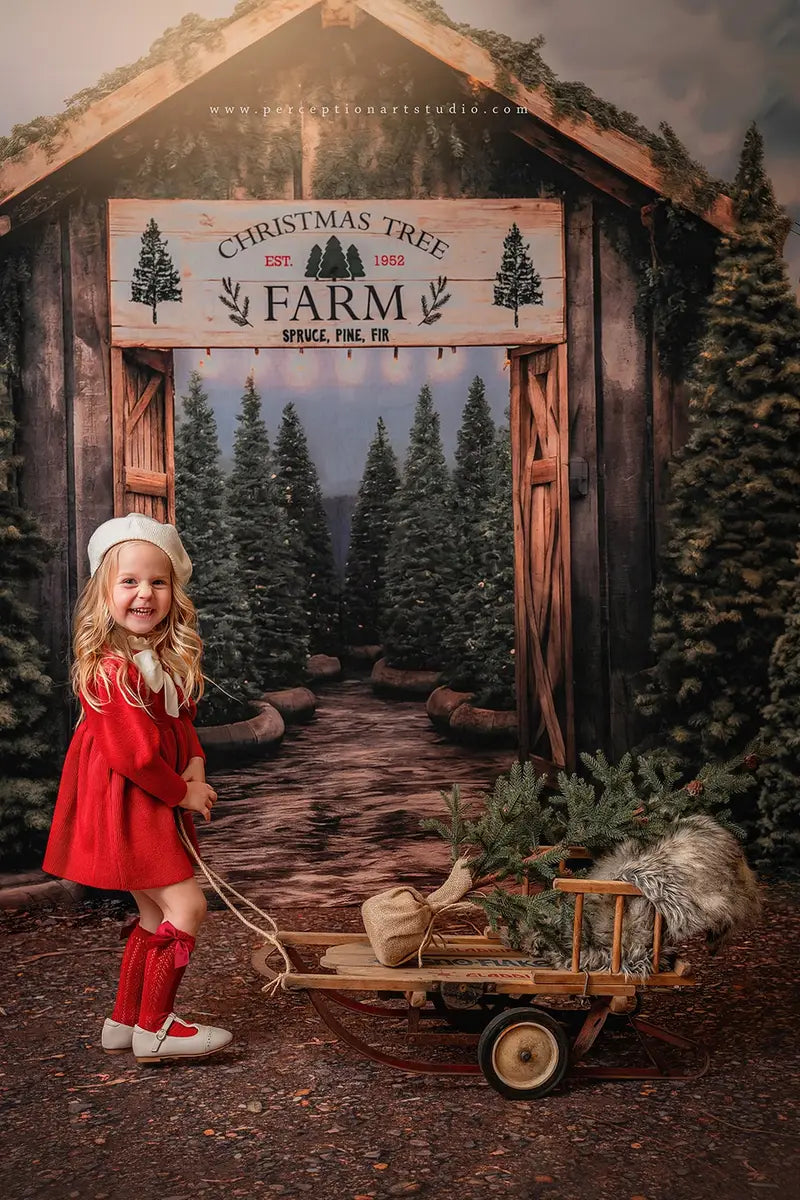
[361,857,474,966]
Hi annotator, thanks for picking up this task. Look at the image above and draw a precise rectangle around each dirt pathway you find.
[200,677,516,907]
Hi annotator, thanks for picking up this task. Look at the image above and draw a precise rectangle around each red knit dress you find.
[43,659,205,891]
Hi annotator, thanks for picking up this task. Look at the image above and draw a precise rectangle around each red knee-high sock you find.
[137,921,198,1037]
[111,921,153,1026]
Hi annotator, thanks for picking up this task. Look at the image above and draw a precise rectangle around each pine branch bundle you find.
[422,746,760,950]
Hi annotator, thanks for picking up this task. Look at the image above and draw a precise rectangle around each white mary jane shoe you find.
[101,1018,135,1053]
[132,1014,233,1064]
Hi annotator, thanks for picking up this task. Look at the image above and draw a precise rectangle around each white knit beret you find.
[87,514,192,584]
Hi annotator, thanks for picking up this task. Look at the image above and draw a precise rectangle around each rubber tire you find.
[478,1007,570,1100]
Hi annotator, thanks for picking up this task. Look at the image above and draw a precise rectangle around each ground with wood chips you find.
[1,884,798,1200]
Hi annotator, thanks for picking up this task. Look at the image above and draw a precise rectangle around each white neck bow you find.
[128,637,183,718]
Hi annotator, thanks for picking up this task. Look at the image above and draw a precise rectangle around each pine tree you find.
[382,384,457,670]
[0,383,57,865]
[425,748,758,952]
[443,376,497,674]
[343,417,400,645]
[274,402,339,654]
[637,125,800,788]
[130,217,182,325]
[175,371,251,724]
[449,425,516,709]
[317,236,350,281]
[305,245,323,278]
[346,244,366,279]
[756,545,800,865]
[227,373,309,689]
[493,222,542,328]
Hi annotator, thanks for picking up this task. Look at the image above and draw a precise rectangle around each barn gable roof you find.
[0,0,733,233]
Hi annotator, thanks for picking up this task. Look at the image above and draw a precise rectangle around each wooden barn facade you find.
[0,0,732,768]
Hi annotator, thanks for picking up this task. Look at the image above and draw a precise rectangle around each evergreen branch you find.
[219,276,253,328]
[418,276,451,326]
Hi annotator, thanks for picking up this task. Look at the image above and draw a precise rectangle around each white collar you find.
[128,637,182,718]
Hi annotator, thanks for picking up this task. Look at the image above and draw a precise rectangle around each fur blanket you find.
[523,816,762,976]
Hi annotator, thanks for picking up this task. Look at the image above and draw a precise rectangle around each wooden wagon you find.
[252,874,708,1100]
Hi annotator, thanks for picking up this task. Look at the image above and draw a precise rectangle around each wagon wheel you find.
[478,1007,570,1100]
[431,983,532,1033]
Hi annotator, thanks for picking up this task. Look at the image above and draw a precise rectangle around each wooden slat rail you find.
[553,879,643,895]
[553,877,669,979]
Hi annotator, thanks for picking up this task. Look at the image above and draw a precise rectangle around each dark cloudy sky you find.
[3,0,798,274]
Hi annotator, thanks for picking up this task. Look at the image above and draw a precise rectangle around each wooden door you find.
[111,347,175,521]
[510,344,575,771]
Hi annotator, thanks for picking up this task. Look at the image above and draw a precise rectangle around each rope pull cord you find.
[175,818,292,997]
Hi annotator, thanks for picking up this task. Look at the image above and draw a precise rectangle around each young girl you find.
[43,513,233,1064]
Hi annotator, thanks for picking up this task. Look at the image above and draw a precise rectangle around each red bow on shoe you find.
[150,921,195,967]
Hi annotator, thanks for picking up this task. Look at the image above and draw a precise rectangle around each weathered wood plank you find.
[65,197,113,589]
[125,466,168,497]
[163,355,176,523]
[0,0,322,208]
[110,348,126,515]
[17,216,72,747]
[107,197,565,348]
[651,349,689,557]
[596,207,653,759]
[126,373,161,434]
[321,0,364,27]
[511,122,647,212]
[556,340,575,770]
[565,196,606,756]
[355,0,733,231]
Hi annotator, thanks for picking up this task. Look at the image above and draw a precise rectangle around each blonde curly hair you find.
[71,541,204,713]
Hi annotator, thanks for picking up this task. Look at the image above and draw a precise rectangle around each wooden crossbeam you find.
[321,0,364,26]
[124,467,168,497]
[355,0,734,232]
[529,458,558,486]
[126,374,161,436]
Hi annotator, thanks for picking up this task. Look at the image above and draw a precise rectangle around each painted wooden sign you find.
[108,199,565,348]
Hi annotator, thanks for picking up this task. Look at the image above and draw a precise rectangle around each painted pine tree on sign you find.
[318,235,351,281]
[346,244,366,278]
[493,222,543,327]
[130,217,182,325]
[305,244,323,278]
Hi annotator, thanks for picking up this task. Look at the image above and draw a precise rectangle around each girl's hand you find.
[179,780,217,822]
[182,756,206,784]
